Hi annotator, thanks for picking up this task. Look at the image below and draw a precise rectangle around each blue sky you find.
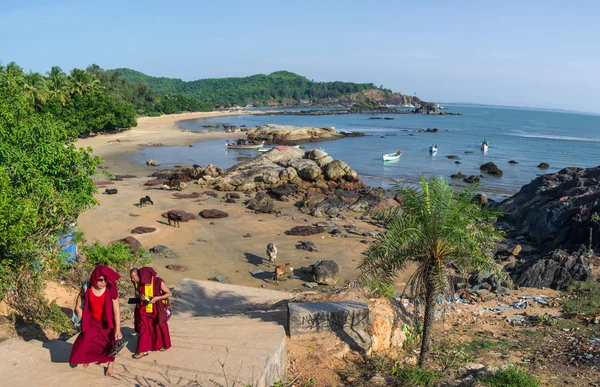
[1,0,598,112]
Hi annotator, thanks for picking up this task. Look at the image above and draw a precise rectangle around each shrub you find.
[368,280,396,299]
[479,365,539,387]
[81,241,150,272]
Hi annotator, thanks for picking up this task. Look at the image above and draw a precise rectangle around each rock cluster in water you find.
[246,124,364,144]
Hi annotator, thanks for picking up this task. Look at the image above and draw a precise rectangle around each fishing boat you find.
[225,140,265,150]
[481,140,489,152]
[382,151,402,161]
[429,144,438,154]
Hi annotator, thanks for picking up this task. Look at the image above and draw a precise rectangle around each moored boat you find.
[481,140,489,152]
[226,140,265,150]
[429,144,438,153]
[382,151,402,161]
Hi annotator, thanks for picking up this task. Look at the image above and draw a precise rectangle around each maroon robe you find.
[135,267,171,353]
[69,265,120,365]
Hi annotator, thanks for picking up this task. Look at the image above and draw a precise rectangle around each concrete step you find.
[0,339,124,387]
[0,279,290,387]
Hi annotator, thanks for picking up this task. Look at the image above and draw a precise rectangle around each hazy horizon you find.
[2,0,599,113]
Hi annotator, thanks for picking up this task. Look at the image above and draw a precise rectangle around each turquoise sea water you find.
[131,104,600,199]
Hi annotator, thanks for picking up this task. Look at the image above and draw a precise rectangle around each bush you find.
[368,280,396,298]
[479,365,539,387]
[4,273,73,336]
[81,241,150,272]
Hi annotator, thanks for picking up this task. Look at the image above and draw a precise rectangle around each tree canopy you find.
[0,64,102,297]
[113,68,390,107]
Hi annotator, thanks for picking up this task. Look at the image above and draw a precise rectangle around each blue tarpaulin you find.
[58,228,77,263]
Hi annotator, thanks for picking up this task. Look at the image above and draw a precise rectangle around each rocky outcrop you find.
[246,124,347,144]
[512,245,592,290]
[499,167,600,289]
[500,167,600,252]
[538,162,550,169]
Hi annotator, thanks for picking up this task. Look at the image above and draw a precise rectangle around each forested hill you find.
[113,68,419,107]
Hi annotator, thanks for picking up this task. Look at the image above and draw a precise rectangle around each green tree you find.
[359,177,505,366]
[22,72,49,107]
[0,70,102,298]
[46,66,69,105]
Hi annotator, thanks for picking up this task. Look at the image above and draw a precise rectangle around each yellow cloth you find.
[144,282,153,313]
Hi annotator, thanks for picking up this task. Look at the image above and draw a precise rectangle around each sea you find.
[130,104,600,200]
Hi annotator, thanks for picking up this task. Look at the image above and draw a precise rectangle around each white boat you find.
[481,140,489,152]
[258,148,270,153]
[382,151,402,161]
[226,140,265,150]
[429,144,438,153]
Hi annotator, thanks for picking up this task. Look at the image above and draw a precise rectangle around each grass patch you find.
[479,365,540,387]
[455,339,512,356]
[366,356,440,386]
[561,280,600,314]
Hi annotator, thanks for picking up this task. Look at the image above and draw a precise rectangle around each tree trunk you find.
[418,274,437,367]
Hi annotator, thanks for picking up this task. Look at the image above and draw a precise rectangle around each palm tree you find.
[359,176,506,366]
[68,68,102,95]
[46,66,69,105]
[22,71,48,106]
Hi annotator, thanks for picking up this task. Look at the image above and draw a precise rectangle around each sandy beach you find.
[76,111,394,290]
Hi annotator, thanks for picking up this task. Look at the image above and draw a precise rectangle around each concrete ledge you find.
[288,301,369,336]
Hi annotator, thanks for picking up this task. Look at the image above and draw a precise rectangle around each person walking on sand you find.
[69,265,122,376]
[130,267,172,359]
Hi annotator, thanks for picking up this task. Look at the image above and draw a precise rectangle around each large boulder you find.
[324,160,357,181]
[246,192,278,213]
[313,260,340,285]
[511,245,593,290]
[289,159,322,181]
[305,149,333,167]
[116,236,141,252]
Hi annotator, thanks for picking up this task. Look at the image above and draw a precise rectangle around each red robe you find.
[135,267,171,353]
[69,265,120,365]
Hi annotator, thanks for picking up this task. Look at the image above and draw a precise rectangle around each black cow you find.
[167,212,183,227]
[139,195,154,207]
[104,188,118,195]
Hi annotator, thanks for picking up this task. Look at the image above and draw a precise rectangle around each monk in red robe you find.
[130,267,172,358]
[69,265,122,376]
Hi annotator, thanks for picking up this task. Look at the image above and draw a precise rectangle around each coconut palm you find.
[68,68,101,95]
[22,72,48,106]
[359,176,506,366]
[46,66,69,105]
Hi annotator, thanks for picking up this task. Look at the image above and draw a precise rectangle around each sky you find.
[1,0,599,112]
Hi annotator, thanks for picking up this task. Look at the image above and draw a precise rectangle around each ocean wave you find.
[508,132,600,143]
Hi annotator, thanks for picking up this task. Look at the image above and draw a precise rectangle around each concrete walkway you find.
[0,279,292,387]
